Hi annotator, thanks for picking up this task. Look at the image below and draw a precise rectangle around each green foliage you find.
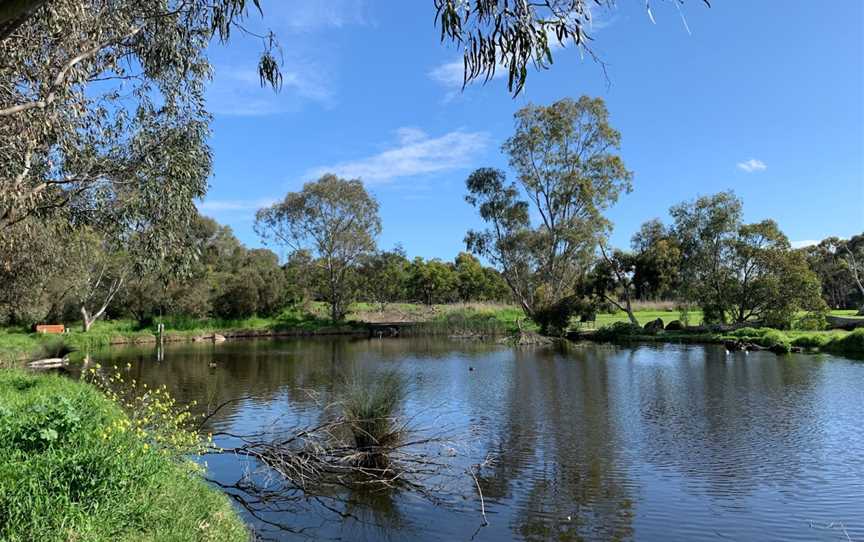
[256,175,381,321]
[670,193,827,327]
[408,257,459,305]
[465,97,632,329]
[533,296,587,337]
[433,1,710,95]
[0,371,245,541]
[793,311,828,331]
[755,330,791,353]
[631,219,683,300]
[790,333,833,348]
[825,329,864,354]
[801,236,863,310]
[359,248,410,310]
[0,0,283,235]
[593,321,644,341]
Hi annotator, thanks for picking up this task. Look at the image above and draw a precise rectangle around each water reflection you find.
[83,338,864,542]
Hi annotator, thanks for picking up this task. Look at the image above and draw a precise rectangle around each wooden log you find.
[34,324,65,334]
[28,357,67,369]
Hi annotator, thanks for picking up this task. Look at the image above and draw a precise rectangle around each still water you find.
[86,338,863,541]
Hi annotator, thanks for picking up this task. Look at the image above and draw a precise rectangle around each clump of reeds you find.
[340,370,406,470]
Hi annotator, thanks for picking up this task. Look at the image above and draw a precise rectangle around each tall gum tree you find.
[465,96,633,330]
[255,175,381,322]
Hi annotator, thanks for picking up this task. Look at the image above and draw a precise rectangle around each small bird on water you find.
[468,366,474,372]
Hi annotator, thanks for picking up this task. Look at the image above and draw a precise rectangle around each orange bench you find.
[35,324,65,334]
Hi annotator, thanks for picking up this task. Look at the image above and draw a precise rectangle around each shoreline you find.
[4,313,863,368]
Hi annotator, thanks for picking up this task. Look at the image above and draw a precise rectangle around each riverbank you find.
[0,370,247,541]
[572,323,864,355]
[3,305,862,366]
[0,303,524,367]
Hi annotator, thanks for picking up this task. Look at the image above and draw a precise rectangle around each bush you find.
[593,321,643,341]
[533,297,586,336]
[0,371,246,542]
[793,311,828,331]
[758,329,792,353]
[825,329,864,354]
[728,327,764,339]
[790,333,832,348]
[726,327,791,353]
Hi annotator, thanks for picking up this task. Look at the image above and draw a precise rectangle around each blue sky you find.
[199,1,864,260]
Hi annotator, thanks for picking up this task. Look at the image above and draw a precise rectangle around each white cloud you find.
[197,198,276,213]
[306,128,489,184]
[737,158,768,173]
[268,0,370,32]
[428,59,472,89]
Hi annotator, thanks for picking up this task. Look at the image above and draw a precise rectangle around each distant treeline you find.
[0,214,510,328]
[2,96,861,334]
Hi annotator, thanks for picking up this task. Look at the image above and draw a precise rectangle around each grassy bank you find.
[2,303,861,366]
[0,370,246,541]
[0,303,523,366]
[582,322,862,355]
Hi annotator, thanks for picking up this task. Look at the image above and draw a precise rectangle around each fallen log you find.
[28,357,68,370]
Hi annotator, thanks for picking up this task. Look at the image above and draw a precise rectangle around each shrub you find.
[758,329,791,353]
[825,329,864,354]
[533,296,586,336]
[728,327,764,339]
[793,312,828,331]
[593,321,643,341]
[790,334,832,348]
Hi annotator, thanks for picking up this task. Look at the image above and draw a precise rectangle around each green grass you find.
[0,370,246,542]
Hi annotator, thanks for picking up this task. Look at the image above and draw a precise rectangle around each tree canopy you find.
[255,175,381,322]
[465,96,632,331]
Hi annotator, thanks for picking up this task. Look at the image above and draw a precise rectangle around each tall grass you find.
[340,371,406,469]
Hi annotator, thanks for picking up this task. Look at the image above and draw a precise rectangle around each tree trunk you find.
[624,302,639,327]
[81,306,94,332]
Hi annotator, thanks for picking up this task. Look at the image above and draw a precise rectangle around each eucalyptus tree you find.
[801,238,857,310]
[670,191,743,323]
[359,248,410,311]
[465,96,632,331]
[0,0,280,251]
[725,220,824,327]
[841,234,864,314]
[408,258,458,306]
[255,175,381,322]
[671,192,825,327]
[591,244,639,326]
[630,219,683,300]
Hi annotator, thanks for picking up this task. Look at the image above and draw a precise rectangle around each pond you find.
[82,338,864,542]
